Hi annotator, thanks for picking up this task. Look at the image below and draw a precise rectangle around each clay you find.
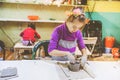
[68,60,81,72]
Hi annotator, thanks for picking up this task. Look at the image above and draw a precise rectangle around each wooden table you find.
[14,42,35,60]
[89,53,120,61]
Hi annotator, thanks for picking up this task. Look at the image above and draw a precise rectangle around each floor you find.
[0,50,14,60]
[0,50,120,61]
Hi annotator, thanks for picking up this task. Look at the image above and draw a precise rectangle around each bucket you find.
[105,36,115,48]
[105,47,111,53]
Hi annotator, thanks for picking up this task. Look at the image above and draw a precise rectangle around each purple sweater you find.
[48,23,86,53]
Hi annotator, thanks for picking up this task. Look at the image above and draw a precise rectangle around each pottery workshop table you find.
[14,42,38,60]
[0,60,120,80]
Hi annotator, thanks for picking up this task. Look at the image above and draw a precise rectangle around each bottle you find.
[68,0,71,4]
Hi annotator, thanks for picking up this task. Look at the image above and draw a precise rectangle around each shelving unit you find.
[0,0,87,7]
[0,0,87,23]
[0,0,85,7]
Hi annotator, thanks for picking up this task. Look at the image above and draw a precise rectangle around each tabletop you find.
[14,43,34,49]
[0,60,120,80]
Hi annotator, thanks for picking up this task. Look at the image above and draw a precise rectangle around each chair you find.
[32,40,50,60]
[0,40,5,60]
[83,37,98,55]
[75,37,98,55]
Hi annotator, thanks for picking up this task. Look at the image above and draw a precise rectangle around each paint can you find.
[0,58,3,61]
[105,47,111,53]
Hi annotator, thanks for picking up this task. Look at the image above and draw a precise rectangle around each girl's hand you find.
[81,55,87,67]
[66,52,75,63]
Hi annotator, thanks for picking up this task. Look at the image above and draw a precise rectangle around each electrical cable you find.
[86,1,96,20]
[90,1,96,18]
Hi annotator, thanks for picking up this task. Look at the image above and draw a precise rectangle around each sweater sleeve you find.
[20,31,24,37]
[35,31,41,39]
[77,31,86,50]
[48,27,60,53]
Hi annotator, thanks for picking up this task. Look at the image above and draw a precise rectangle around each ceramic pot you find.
[68,61,81,72]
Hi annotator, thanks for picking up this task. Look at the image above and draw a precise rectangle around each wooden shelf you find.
[0,1,87,7]
[0,18,64,23]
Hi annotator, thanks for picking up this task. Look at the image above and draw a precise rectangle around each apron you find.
[52,39,77,61]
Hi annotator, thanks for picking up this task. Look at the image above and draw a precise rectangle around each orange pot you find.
[28,15,39,20]
[105,36,115,48]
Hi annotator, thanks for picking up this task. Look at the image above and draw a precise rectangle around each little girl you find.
[20,23,41,46]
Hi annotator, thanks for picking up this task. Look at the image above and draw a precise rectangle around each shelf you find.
[0,1,87,7]
[0,18,65,23]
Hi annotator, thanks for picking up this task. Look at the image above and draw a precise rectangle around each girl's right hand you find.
[66,52,75,63]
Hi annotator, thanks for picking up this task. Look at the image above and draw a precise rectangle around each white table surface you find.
[0,60,120,80]
[14,43,34,49]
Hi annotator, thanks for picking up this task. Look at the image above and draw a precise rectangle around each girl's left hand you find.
[81,55,87,67]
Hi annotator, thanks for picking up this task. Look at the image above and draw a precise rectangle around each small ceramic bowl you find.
[28,15,39,20]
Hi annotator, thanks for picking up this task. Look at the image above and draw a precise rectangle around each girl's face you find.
[67,19,85,33]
